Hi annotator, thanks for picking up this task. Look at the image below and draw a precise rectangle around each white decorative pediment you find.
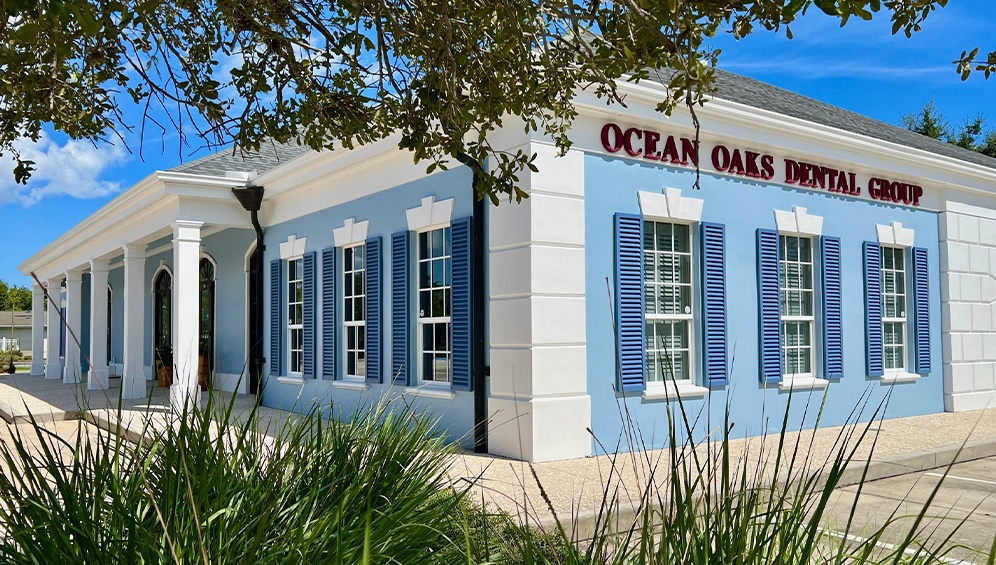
[876,221,915,247]
[774,206,823,236]
[333,218,370,248]
[406,196,455,231]
[279,235,307,259]
[638,187,703,222]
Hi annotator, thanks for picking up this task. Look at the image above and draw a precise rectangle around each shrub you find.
[0,393,469,564]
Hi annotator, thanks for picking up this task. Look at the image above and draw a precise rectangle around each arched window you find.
[198,257,216,390]
[154,269,172,386]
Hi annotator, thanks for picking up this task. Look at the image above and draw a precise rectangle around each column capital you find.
[32,282,44,295]
[90,257,110,273]
[172,220,204,243]
[123,243,147,259]
[65,268,85,283]
[47,274,65,286]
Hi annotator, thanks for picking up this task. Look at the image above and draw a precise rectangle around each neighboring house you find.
[0,311,44,354]
[16,69,996,462]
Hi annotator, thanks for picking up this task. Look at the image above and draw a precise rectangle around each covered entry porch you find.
[19,169,263,411]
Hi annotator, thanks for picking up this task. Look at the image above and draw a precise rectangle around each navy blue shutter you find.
[757,229,782,384]
[821,237,844,379]
[615,213,646,393]
[365,237,383,384]
[701,222,728,386]
[269,259,282,376]
[863,242,884,377]
[913,247,931,375]
[321,248,336,380]
[302,252,316,378]
[451,217,473,391]
[392,231,411,385]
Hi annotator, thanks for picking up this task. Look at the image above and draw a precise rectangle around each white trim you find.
[285,256,305,377]
[332,379,370,391]
[881,372,920,384]
[638,187,703,222]
[276,375,306,385]
[279,235,307,260]
[778,376,829,391]
[876,222,915,248]
[643,380,709,400]
[774,207,823,236]
[150,262,173,293]
[403,385,456,400]
[406,196,454,232]
[333,218,370,248]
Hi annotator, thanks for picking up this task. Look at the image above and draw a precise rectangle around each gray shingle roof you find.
[710,68,996,171]
[169,141,312,177]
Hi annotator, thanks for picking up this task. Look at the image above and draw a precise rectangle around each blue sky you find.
[0,1,992,288]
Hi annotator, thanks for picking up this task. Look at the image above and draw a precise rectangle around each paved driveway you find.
[824,456,996,563]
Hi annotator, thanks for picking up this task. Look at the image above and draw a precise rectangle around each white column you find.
[87,258,110,390]
[29,283,45,375]
[488,143,591,462]
[63,268,84,384]
[122,244,147,399]
[171,220,203,412]
[45,276,63,379]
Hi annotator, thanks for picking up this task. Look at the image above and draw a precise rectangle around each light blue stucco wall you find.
[203,228,256,376]
[584,154,944,454]
[262,167,477,447]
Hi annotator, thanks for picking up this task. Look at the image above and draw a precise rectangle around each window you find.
[643,221,692,383]
[780,235,814,377]
[344,245,366,379]
[882,246,907,371]
[287,258,304,374]
[418,227,451,384]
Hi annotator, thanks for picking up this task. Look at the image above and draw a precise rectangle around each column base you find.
[45,358,63,380]
[170,384,203,414]
[121,367,147,399]
[945,390,996,412]
[63,365,83,384]
[87,368,110,391]
[488,394,592,462]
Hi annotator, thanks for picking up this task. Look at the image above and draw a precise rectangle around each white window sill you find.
[778,376,829,391]
[643,381,709,401]
[403,386,456,400]
[881,372,920,384]
[333,379,370,391]
[276,376,306,385]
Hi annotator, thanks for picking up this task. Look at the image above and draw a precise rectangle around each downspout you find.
[232,184,265,403]
[452,151,489,454]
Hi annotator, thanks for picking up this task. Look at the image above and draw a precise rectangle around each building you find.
[0,311,42,354]
[17,70,996,461]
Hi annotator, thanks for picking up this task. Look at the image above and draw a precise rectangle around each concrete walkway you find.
[1,373,995,538]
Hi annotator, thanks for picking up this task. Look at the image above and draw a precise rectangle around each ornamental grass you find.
[0,379,991,564]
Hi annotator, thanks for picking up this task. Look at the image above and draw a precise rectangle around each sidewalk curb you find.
[534,439,996,541]
[835,438,996,487]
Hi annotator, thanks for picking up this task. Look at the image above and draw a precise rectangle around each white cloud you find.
[0,130,126,206]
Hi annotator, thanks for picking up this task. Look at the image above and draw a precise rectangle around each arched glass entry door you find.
[154,270,172,387]
[198,259,215,391]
